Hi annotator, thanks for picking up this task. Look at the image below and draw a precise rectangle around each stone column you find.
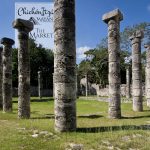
[130,31,144,112]
[126,67,131,99]
[1,38,14,112]
[0,47,3,109]
[52,73,55,98]
[76,73,79,99]
[12,19,33,118]
[54,0,76,132]
[145,64,147,100]
[85,74,88,97]
[38,71,43,99]
[102,9,123,119]
[145,43,150,107]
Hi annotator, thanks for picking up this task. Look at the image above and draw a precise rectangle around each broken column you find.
[12,19,33,118]
[38,71,43,99]
[85,74,88,97]
[145,43,150,107]
[102,9,123,118]
[130,31,144,111]
[1,38,14,112]
[0,47,3,109]
[54,0,76,132]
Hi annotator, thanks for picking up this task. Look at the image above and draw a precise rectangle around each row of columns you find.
[0,19,34,118]
[102,9,150,119]
[0,1,149,133]
[0,19,43,115]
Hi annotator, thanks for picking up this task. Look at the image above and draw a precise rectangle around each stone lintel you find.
[1,37,15,46]
[102,9,123,23]
[129,30,144,41]
[12,18,33,32]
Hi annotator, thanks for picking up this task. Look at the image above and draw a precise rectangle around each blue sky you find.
[0,0,150,63]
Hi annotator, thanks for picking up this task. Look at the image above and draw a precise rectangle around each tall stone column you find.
[102,9,123,119]
[38,71,43,99]
[130,31,144,112]
[12,19,33,118]
[54,0,76,132]
[0,47,3,109]
[1,38,14,112]
[126,67,131,99]
[145,43,150,107]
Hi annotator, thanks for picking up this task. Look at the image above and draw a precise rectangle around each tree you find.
[12,38,54,89]
[120,22,150,51]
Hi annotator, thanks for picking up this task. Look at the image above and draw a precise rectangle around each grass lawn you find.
[0,97,150,150]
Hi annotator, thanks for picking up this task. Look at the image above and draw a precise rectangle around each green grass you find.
[0,97,150,150]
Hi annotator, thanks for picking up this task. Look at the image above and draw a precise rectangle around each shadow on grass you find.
[31,114,54,119]
[143,110,150,112]
[13,98,54,103]
[77,125,150,133]
[122,115,150,119]
[78,115,103,119]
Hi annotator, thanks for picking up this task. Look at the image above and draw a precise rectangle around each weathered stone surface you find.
[1,38,15,45]
[126,67,131,98]
[13,19,33,118]
[38,71,43,99]
[145,43,150,107]
[54,0,76,132]
[130,30,144,40]
[66,143,83,150]
[102,9,123,23]
[130,30,143,111]
[103,9,123,118]
[1,38,14,112]
[133,96,143,111]
[0,47,3,109]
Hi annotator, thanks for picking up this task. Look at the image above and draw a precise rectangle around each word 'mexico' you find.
[18,7,53,17]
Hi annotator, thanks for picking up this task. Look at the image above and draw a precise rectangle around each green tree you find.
[12,39,54,88]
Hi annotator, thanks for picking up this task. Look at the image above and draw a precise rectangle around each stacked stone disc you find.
[130,31,144,112]
[1,38,14,112]
[38,71,43,99]
[13,19,33,118]
[102,9,123,119]
[126,67,131,99]
[145,43,150,107]
[54,0,76,132]
[0,47,3,110]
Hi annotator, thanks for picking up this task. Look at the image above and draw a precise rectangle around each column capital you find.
[12,18,33,32]
[102,9,123,24]
[1,37,15,46]
[38,71,42,75]
[129,30,144,41]
[144,42,150,48]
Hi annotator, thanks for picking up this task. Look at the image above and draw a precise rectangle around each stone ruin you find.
[0,0,149,133]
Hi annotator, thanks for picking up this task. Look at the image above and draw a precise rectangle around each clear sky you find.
[0,0,150,63]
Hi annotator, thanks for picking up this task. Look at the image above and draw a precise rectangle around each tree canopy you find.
[78,22,150,86]
[12,39,54,88]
